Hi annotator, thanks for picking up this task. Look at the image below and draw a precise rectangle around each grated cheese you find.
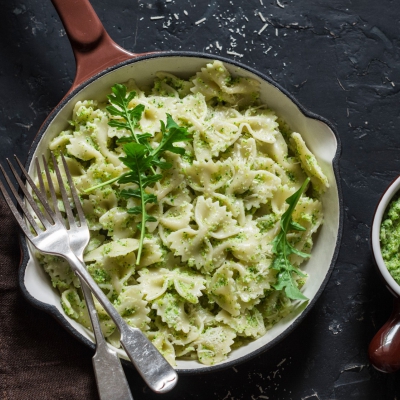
[276,0,285,8]
[195,17,206,25]
[258,23,268,35]
[226,50,244,58]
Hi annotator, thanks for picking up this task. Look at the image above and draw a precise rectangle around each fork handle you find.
[64,251,178,394]
[81,282,134,400]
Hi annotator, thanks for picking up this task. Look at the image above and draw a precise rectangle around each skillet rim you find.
[18,51,343,375]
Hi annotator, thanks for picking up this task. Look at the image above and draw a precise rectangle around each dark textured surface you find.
[0,0,399,399]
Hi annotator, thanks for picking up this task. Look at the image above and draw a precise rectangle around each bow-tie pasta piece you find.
[191,60,260,107]
[258,290,293,330]
[114,286,151,331]
[159,202,193,231]
[153,72,194,98]
[175,93,207,128]
[172,269,206,304]
[38,254,79,291]
[66,135,102,163]
[167,226,212,270]
[216,308,266,338]
[162,182,193,207]
[234,260,275,304]
[288,196,323,265]
[147,330,176,367]
[152,292,192,333]
[137,267,171,301]
[61,288,90,326]
[193,107,243,160]
[184,160,232,194]
[153,152,185,202]
[233,108,279,144]
[168,197,240,270]
[209,261,274,317]
[137,238,164,268]
[232,137,257,164]
[194,326,236,366]
[213,193,246,227]
[99,207,137,239]
[195,196,240,239]
[80,188,119,230]
[87,256,136,299]
[72,162,124,193]
[139,267,206,304]
[226,161,281,210]
[290,132,329,194]
[49,131,74,153]
[83,238,138,296]
[167,307,203,348]
[84,238,139,262]
[131,96,177,136]
[228,219,262,263]
[68,102,122,167]
[271,184,297,216]
[208,263,239,316]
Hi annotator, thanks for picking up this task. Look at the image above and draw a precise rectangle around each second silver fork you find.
[36,154,133,400]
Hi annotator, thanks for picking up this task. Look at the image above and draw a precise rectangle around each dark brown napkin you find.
[0,198,99,399]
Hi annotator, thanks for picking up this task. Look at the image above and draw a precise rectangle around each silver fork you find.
[0,153,178,394]
[35,154,133,400]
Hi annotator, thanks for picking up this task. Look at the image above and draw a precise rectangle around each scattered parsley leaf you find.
[271,177,311,300]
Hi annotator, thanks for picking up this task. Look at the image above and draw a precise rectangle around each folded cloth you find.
[0,198,98,400]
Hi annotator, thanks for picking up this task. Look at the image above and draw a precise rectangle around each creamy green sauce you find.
[380,195,400,284]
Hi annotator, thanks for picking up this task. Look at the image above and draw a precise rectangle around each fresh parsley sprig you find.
[271,177,311,300]
[84,84,191,264]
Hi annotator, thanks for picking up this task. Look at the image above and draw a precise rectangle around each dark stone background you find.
[1,0,400,398]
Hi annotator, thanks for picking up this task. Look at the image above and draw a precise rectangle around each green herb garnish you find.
[271,177,310,300]
[85,84,191,264]
[106,83,145,144]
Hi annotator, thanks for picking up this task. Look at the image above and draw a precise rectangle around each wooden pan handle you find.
[369,297,400,373]
[51,0,136,95]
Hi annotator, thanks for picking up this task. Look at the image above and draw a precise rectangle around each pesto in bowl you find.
[380,195,400,285]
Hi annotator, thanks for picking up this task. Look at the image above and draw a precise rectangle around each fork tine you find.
[0,164,39,239]
[35,157,58,223]
[60,153,87,229]
[14,156,56,223]
[8,157,54,229]
[50,152,76,229]
[35,157,46,195]
[40,155,64,223]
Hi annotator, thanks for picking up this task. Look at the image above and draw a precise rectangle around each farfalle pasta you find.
[38,60,329,366]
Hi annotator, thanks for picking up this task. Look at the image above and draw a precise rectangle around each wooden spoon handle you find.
[51,0,135,94]
[369,297,400,373]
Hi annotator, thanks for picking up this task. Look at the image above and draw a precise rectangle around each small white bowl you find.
[370,175,400,373]
[371,176,400,298]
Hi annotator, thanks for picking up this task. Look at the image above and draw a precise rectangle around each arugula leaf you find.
[84,84,191,264]
[152,114,192,157]
[118,142,160,262]
[271,177,311,301]
[106,84,145,143]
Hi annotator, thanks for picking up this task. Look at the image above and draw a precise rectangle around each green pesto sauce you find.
[380,195,400,284]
